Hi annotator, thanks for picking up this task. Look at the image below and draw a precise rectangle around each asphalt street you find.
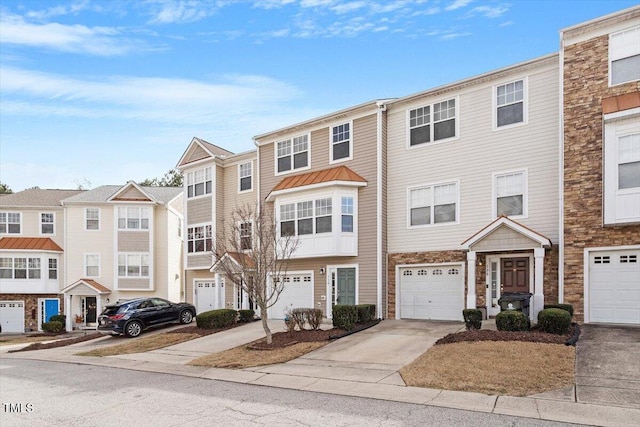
[0,359,581,427]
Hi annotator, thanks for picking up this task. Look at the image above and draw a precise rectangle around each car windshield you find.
[101,304,133,315]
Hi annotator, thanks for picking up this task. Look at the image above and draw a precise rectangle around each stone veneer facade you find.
[0,294,63,332]
[562,24,640,321]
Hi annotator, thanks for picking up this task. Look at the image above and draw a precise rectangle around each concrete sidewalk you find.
[2,320,639,426]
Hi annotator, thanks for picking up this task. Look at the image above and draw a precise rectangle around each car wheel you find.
[180,310,194,324]
[124,320,143,338]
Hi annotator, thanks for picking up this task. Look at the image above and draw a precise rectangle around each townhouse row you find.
[1,6,638,332]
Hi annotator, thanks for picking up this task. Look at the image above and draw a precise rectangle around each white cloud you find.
[331,1,367,15]
[24,1,92,21]
[0,14,141,56]
[445,0,473,11]
[147,0,221,24]
[468,5,509,18]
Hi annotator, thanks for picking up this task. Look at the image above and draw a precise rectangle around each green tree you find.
[0,182,13,194]
[139,169,183,187]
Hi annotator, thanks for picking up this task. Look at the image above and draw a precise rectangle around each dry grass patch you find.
[77,333,200,357]
[189,341,327,369]
[0,335,63,346]
[400,341,575,396]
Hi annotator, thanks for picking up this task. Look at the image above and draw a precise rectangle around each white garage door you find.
[0,301,25,333]
[400,266,464,321]
[269,274,313,319]
[589,249,640,324]
[195,281,221,314]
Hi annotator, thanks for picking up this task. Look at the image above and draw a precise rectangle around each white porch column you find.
[466,251,477,309]
[64,294,72,331]
[215,273,221,309]
[533,247,546,322]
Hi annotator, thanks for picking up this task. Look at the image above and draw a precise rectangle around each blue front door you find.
[44,299,59,322]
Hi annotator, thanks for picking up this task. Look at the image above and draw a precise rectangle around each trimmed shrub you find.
[196,309,237,329]
[42,321,64,333]
[538,308,571,335]
[238,309,255,323]
[307,308,323,330]
[462,309,483,330]
[543,303,574,318]
[332,305,358,331]
[496,310,529,332]
[289,308,307,330]
[355,304,376,323]
[49,314,66,324]
[287,308,324,331]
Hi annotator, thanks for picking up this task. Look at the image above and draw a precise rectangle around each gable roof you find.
[62,185,181,205]
[0,237,63,252]
[461,216,552,250]
[211,251,255,273]
[267,166,367,201]
[0,188,84,208]
[61,278,111,295]
[108,181,156,203]
[176,137,236,168]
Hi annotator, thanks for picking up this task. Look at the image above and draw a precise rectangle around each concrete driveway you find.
[576,324,640,409]
[248,319,464,385]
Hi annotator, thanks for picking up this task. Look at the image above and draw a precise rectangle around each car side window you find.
[152,298,170,308]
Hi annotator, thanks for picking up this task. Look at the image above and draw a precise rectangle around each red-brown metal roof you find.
[271,165,367,192]
[0,237,63,252]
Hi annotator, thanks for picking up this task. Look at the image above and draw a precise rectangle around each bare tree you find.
[212,202,298,344]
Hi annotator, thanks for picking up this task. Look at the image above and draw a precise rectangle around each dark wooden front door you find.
[501,257,529,293]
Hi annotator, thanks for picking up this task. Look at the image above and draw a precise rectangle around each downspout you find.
[376,101,387,319]
[558,32,565,303]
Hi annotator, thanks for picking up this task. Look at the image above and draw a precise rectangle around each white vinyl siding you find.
[609,26,640,86]
[387,58,559,253]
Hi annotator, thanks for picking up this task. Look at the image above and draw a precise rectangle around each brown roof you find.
[0,188,84,208]
[0,237,63,252]
[81,279,112,293]
[602,91,640,114]
[271,166,367,192]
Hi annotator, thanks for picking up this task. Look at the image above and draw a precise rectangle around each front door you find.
[501,257,529,294]
[39,298,59,330]
[84,296,97,324]
[336,268,356,305]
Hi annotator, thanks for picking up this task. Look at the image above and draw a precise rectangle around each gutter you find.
[376,100,387,319]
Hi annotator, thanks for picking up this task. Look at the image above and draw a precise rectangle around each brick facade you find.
[563,33,640,321]
[0,293,63,332]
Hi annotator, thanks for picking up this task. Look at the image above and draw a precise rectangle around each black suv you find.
[97,297,196,337]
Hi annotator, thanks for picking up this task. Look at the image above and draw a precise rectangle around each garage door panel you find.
[0,301,25,333]
[399,266,463,321]
[589,249,640,325]
[269,275,313,319]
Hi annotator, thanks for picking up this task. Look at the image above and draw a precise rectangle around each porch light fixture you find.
[319,268,325,275]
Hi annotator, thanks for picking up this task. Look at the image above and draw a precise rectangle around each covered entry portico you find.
[61,279,111,331]
[461,216,552,321]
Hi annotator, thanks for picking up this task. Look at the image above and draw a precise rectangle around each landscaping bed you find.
[435,324,578,346]
[8,333,103,353]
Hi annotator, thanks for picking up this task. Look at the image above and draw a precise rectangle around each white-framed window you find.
[493,170,527,218]
[187,224,212,253]
[118,253,150,277]
[40,212,55,235]
[604,115,640,224]
[117,207,150,230]
[276,134,309,174]
[0,212,21,234]
[186,167,212,198]
[239,222,252,251]
[238,162,252,192]
[85,208,100,230]
[495,78,527,128]
[341,196,354,232]
[609,26,640,86]
[279,198,333,237]
[0,258,11,278]
[0,257,41,279]
[331,122,352,163]
[85,253,100,277]
[408,97,457,147]
[48,258,58,280]
[408,181,459,227]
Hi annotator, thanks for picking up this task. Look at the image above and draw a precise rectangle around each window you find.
[49,258,58,280]
[240,222,252,251]
[186,167,212,198]
[494,171,526,217]
[0,258,11,278]
[41,213,54,234]
[14,258,27,278]
[28,258,40,279]
[118,253,149,277]
[187,225,212,253]
[239,162,252,192]
[618,133,640,190]
[117,207,150,230]
[496,79,525,128]
[0,212,21,234]
[277,135,309,173]
[408,98,457,146]
[280,197,333,236]
[331,123,351,162]
[85,208,99,230]
[341,196,353,232]
[409,182,458,226]
[610,26,640,86]
[85,254,100,277]
[0,257,41,279]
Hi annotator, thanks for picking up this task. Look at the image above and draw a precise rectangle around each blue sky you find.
[1,0,638,192]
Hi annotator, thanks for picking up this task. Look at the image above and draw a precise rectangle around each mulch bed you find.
[8,333,104,353]
[248,328,347,350]
[435,325,579,346]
